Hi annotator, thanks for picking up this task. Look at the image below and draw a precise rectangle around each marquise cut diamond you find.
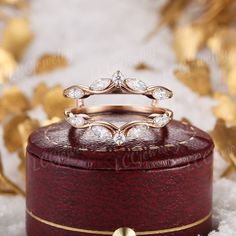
[91,126,112,139]
[67,115,85,127]
[153,114,171,127]
[90,79,111,91]
[153,87,171,100]
[65,86,84,99]
[113,132,126,145]
[127,125,148,138]
[125,78,147,91]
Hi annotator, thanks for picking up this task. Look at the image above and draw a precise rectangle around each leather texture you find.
[27,118,214,170]
[26,118,214,236]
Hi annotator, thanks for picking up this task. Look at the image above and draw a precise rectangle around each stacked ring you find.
[63,71,173,145]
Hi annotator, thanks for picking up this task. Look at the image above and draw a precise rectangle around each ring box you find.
[26,112,214,236]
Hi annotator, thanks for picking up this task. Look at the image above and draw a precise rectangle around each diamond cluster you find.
[64,71,172,101]
[64,71,173,145]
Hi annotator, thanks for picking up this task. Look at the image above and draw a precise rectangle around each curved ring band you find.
[63,71,173,145]
[65,105,173,132]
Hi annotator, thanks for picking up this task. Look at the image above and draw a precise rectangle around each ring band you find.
[63,71,173,145]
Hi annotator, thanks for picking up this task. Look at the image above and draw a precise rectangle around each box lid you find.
[27,112,214,170]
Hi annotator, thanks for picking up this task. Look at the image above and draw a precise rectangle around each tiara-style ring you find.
[63,71,173,145]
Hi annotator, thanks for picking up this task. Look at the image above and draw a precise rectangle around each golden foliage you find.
[174,25,206,62]
[3,114,29,152]
[0,48,17,84]
[33,54,68,75]
[0,153,25,196]
[212,93,236,126]
[31,82,49,107]
[0,87,30,121]
[134,63,154,71]
[1,18,33,60]
[210,119,236,177]
[42,85,73,119]
[174,60,212,96]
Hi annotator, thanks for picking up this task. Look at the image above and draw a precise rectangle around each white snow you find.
[0,0,235,235]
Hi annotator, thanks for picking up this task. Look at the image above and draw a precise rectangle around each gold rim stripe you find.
[27,209,211,235]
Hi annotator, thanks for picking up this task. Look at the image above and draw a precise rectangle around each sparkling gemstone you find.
[90,79,111,91]
[113,132,126,145]
[65,86,84,99]
[112,70,124,87]
[153,113,171,127]
[127,125,148,138]
[67,114,85,127]
[125,78,147,91]
[91,126,112,139]
[153,87,171,100]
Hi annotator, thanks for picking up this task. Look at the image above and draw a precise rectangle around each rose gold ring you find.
[63,71,173,145]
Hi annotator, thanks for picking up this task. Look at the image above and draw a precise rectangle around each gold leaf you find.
[207,28,236,57]
[0,86,30,121]
[18,119,40,177]
[146,0,190,38]
[207,28,236,74]
[18,149,25,178]
[180,117,192,125]
[3,114,28,152]
[18,119,40,149]
[174,24,206,62]
[0,102,7,122]
[134,63,154,71]
[42,116,61,126]
[210,119,236,177]
[1,17,33,60]
[224,44,236,72]
[33,54,68,75]
[174,60,212,96]
[0,0,28,8]
[159,0,190,28]
[0,153,25,196]
[212,92,236,125]
[197,0,236,26]
[226,67,236,96]
[31,82,49,107]
[42,85,73,119]
[0,48,17,84]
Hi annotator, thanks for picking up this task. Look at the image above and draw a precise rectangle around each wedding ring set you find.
[63,71,173,145]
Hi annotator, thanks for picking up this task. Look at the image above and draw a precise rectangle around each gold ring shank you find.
[64,105,173,138]
[66,105,172,116]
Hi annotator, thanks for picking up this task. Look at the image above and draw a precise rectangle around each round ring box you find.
[26,111,214,236]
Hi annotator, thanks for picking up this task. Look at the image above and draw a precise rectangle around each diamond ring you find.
[63,71,173,145]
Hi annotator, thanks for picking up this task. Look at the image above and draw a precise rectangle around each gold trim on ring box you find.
[27,209,212,235]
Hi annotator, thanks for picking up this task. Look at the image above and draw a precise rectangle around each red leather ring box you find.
[26,113,214,236]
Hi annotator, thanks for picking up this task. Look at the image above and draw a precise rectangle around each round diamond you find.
[127,125,148,138]
[153,88,171,100]
[113,132,126,145]
[67,114,85,127]
[125,78,147,91]
[65,86,84,99]
[153,113,171,127]
[112,70,124,87]
[91,126,112,139]
[90,79,111,91]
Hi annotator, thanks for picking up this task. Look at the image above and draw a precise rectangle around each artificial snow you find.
[0,0,235,235]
